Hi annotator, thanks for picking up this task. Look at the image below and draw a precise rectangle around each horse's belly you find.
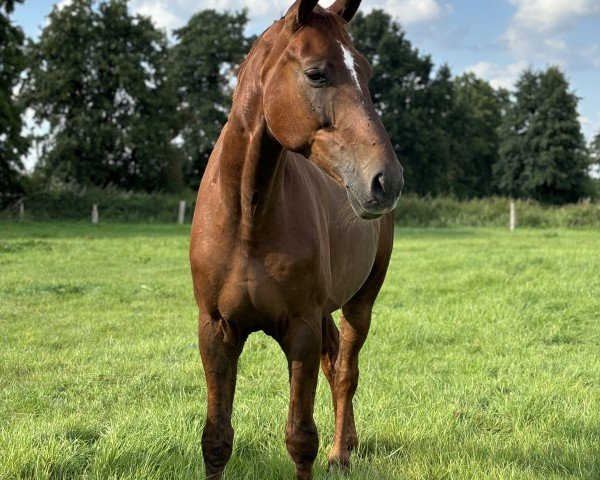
[325,227,380,311]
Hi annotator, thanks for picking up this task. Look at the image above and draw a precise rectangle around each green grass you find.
[1,222,599,479]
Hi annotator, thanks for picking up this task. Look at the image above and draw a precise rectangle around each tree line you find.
[1,0,598,208]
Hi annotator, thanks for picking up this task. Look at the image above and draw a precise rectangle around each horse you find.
[189,0,404,478]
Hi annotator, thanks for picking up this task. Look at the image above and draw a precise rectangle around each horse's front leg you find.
[327,303,371,470]
[280,314,322,480]
[198,313,245,479]
[320,314,358,451]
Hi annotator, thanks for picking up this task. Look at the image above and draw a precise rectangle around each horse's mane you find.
[236,33,264,87]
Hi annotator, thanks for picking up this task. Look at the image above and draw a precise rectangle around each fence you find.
[1,189,197,224]
[2,191,599,228]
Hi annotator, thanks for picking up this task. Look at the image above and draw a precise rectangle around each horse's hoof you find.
[327,453,350,472]
[346,434,359,452]
[204,470,224,480]
[295,466,313,480]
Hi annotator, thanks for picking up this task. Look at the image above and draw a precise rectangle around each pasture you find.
[1,222,598,479]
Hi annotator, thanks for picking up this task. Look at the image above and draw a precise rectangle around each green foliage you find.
[3,189,598,228]
[348,12,505,200]
[9,6,595,203]
[495,67,589,204]
[170,10,250,188]
[24,0,179,192]
[0,187,197,222]
[0,0,29,206]
[450,74,506,198]
[590,130,600,166]
[588,130,600,194]
[394,195,600,228]
[349,11,451,196]
[1,224,599,479]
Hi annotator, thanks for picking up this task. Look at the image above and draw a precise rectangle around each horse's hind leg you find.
[198,313,245,479]
[321,314,358,450]
[281,314,322,480]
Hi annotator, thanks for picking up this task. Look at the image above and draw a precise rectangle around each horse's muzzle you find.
[345,164,404,219]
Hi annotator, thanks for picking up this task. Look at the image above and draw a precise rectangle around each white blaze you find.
[339,41,361,92]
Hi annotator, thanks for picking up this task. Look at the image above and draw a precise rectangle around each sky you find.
[12,0,600,167]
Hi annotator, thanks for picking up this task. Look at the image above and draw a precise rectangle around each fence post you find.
[178,200,186,225]
[509,199,516,231]
[92,204,99,224]
[19,201,25,222]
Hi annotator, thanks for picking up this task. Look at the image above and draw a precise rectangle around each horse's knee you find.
[285,421,319,474]
[202,419,234,474]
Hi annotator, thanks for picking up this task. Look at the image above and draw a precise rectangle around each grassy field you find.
[1,222,599,480]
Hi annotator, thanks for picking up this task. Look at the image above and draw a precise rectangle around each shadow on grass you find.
[227,436,295,479]
[353,435,410,463]
[17,427,104,480]
[15,425,599,479]
[412,427,600,479]
[472,439,600,479]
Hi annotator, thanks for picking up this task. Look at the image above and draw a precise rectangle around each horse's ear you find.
[285,0,319,32]
[326,0,362,22]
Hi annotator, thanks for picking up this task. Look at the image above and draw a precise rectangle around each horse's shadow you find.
[39,423,598,479]
[229,427,600,479]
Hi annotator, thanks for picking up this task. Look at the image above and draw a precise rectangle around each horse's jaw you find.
[345,184,398,220]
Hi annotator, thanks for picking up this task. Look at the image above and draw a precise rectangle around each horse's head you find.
[257,0,404,219]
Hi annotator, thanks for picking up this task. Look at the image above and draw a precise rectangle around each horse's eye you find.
[305,69,328,86]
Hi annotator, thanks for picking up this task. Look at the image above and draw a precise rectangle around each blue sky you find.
[13,0,600,154]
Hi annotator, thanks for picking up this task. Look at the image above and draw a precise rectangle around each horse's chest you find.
[206,239,325,322]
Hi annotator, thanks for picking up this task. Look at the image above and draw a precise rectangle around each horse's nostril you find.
[371,172,386,202]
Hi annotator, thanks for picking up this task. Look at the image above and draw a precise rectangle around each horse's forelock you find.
[307,7,351,44]
[233,7,352,109]
[238,6,350,79]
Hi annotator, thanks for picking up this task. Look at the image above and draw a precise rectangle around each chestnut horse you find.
[189,0,404,478]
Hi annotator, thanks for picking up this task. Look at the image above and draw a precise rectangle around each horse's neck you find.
[216,111,287,231]
[214,32,289,232]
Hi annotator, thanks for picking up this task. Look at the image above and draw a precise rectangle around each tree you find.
[449,73,506,198]
[170,10,250,188]
[349,11,425,194]
[495,67,589,203]
[589,130,600,173]
[348,11,457,196]
[0,0,29,206]
[588,130,600,198]
[25,0,179,192]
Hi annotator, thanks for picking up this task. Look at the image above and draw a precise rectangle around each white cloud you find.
[129,0,446,36]
[366,0,444,25]
[130,1,185,30]
[509,0,600,34]
[464,60,529,90]
[501,0,600,67]
[56,0,73,11]
[129,0,293,33]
